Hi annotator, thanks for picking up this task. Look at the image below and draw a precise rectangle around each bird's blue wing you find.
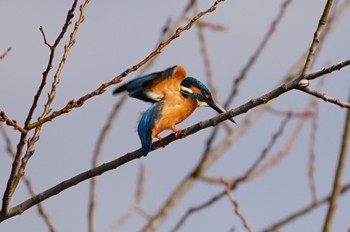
[137,103,162,156]
[113,74,154,102]
[113,65,186,102]
[126,74,155,102]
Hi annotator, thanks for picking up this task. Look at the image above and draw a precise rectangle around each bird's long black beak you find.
[205,98,236,124]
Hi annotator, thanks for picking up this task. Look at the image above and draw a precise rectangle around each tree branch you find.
[299,86,350,108]
[322,89,350,232]
[0,47,12,60]
[0,112,27,133]
[222,179,253,232]
[299,0,334,84]
[0,0,79,217]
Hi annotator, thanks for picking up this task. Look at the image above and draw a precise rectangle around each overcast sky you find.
[1,0,350,231]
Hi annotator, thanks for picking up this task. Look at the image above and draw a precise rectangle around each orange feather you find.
[147,65,187,99]
[151,91,198,138]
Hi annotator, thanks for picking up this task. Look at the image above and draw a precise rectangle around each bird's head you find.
[180,77,236,123]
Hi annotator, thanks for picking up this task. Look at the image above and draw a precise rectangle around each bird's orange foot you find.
[172,128,182,138]
[156,135,163,143]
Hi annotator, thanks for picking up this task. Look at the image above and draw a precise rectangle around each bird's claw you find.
[172,128,181,138]
[156,135,163,143]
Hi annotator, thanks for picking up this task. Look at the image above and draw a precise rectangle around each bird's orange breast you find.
[151,93,197,137]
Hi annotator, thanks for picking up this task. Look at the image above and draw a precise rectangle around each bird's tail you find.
[137,106,157,156]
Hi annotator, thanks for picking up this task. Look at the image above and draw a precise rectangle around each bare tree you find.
[1,0,350,231]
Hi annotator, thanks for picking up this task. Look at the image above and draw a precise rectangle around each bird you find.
[113,65,235,156]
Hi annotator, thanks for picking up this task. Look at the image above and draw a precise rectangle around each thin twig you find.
[0,111,27,133]
[188,17,228,31]
[322,89,350,232]
[0,47,12,60]
[307,59,350,81]
[308,100,319,202]
[268,107,315,118]
[221,179,253,232]
[0,124,14,156]
[299,0,334,83]
[299,87,350,108]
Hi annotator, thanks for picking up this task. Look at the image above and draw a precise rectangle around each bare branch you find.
[308,99,319,202]
[221,178,253,232]
[268,107,315,118]
[323,89,350,232]
[299,0,334,85]
[299,87,350,109]
[0,112,27,133]
[39,27,53,49]
[0,47,12,60]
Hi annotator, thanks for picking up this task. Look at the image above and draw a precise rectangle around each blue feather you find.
[113,74,154,102]
[127,75,154,102]
[137,103,162,156]
[181,77,211,96]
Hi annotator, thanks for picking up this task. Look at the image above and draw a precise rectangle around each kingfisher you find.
[113,65,235,156]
